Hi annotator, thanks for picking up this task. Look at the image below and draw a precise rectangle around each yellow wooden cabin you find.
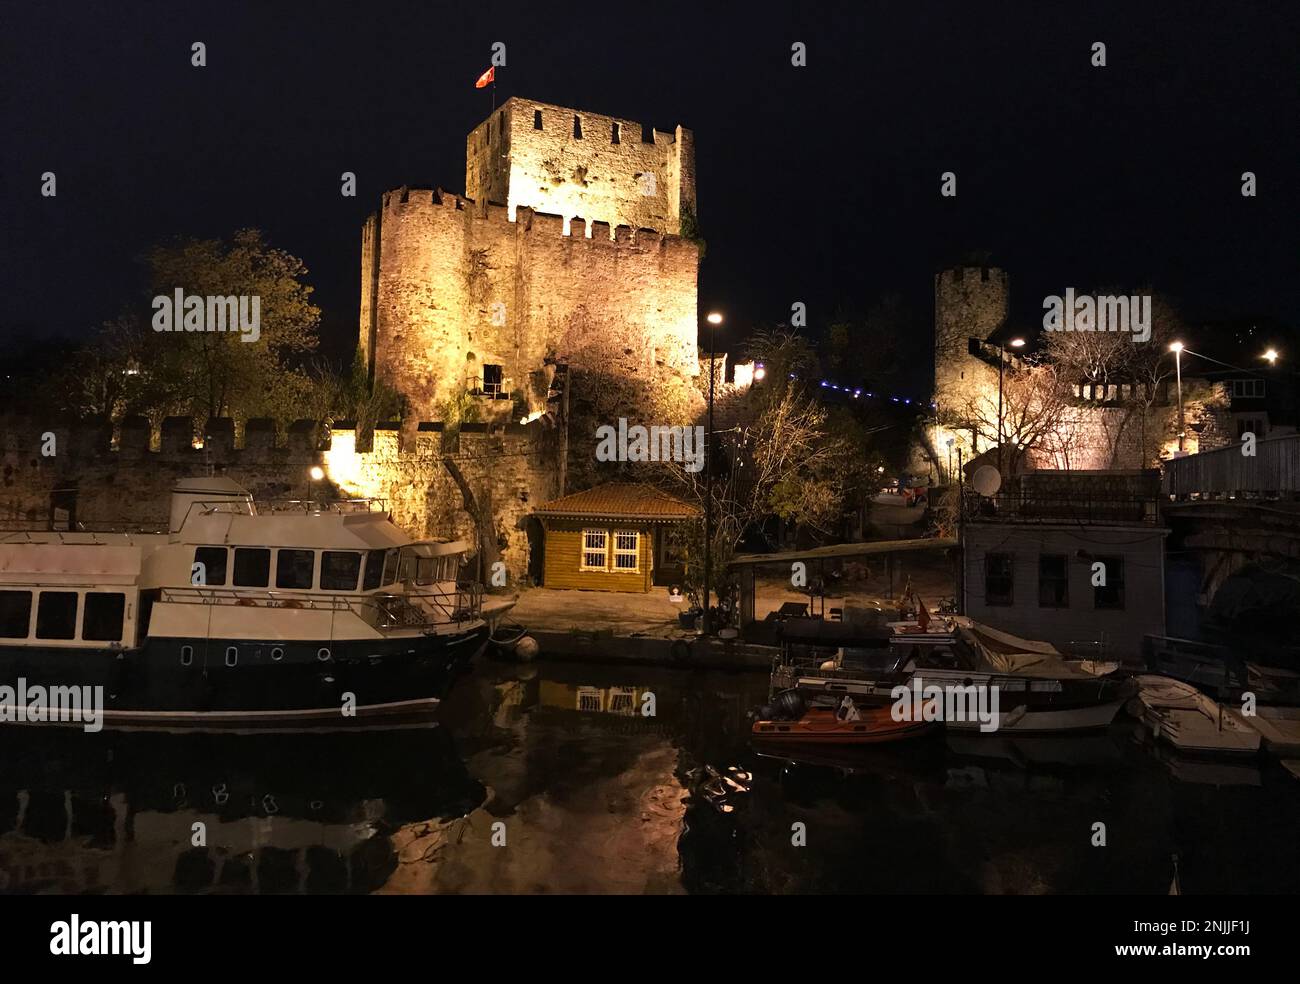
[533,484,700,593]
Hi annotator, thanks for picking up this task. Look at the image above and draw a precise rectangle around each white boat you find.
[0,478,515,731]
[1240,705,1300,756]
[1129,675,1260,756]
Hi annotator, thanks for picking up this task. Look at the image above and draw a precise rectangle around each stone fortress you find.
[2,97,704,583]
[927,263,1233,478]
[360,96,701,422]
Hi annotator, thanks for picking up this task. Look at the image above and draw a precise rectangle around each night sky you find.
[3,1,1296,397]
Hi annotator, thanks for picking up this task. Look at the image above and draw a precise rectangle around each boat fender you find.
[774,690,806,721]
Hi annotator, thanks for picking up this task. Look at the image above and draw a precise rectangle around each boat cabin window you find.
[83,592,126,642]
[321,551,362,591]
[414,555,458,585]
[276,549,316,590]
[193,547,229,586]
[381,550,399,585]
[233,548,272,587]
[362,549,386,590]
[0,591,33,638]
[397,553,414,584]
[36,591,79,640]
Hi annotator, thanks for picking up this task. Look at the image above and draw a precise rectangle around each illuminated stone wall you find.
[359,188,701,422]
[0,416,559,581]
[466,97,696,236]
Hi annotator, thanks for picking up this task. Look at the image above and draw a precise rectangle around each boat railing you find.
[158,582,482,632]
[254,498,389,515]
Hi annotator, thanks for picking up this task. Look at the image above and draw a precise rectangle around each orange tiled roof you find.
[535,483,700,521]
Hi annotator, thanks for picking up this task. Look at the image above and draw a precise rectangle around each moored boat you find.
[0,478,511,732]
[1128,675,1260,756]
[752,700,938,745]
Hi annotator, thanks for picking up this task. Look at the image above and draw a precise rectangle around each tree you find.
[142,229,322,424]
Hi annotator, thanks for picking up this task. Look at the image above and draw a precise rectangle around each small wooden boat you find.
[752,702,937,745]
[1240,705,1300,756]
[1129,675,1260,756]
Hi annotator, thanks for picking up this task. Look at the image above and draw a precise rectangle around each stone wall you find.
[933,265,1007,428]
[465,97,695,236]
[358,188,700,422]
[0,415,561,582]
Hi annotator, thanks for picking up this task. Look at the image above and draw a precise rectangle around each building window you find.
[533,109,543,129]
[611,121,621,144]
[193,546,229,586]
[984,553,1014,606]
[82,592,126,642]
[36,591,78,640]
[276,549,315,589]
[608,687,636,714]
[581,529,608,570]
[1093,556,1126,610]
[482,363,505,397]
[321,551,362,591]
[577,687,603,712]
[573,114,582,139]
[613,530,640,572]
[1231,378,1265,399]
[0,591,33,638]
[1237,417,1265,439]
[233,548,271,587]
[1038,554,1069,608]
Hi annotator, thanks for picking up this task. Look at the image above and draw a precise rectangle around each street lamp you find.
[1263,348,1279,365]
[1169,341,1185,453]
[308,465,324,508]
[754,363,767,381]
[702,311,722,635]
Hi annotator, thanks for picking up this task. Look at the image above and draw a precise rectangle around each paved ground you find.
[509,549,955,640]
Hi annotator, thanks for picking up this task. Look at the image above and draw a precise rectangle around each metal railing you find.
[254,497,389,514]
[962,489,1161,525]
[158,582,483,631]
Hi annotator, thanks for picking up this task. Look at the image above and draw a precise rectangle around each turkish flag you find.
[475,67,495,89]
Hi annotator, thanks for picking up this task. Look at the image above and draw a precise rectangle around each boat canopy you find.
[400,540,470,558]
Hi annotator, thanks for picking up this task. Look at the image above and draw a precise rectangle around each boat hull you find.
[752,707,937,745]
[0,623,491,733]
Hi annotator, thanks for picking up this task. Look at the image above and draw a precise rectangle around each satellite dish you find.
[972,465,1002,497]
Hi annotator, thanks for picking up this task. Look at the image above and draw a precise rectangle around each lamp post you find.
[1170,341,1185,453]
[308,465,324,509]
[702,311,722,635]
[995,337,1025,474]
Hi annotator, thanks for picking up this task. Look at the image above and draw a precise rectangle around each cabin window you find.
[397,552,414,584]
[193,547,228,586]
[612,530,640,572]
[1037,554,1069,608]
[581,529,609,571]
[382,550,399,585]
[611,121,621,144]
[1093,556,1125,610]
[83,592,126,642]
[322,551,362,591]
[233,548,271,587]
[0,591,33,638]
[35,591,78,640]
[277,549,315,589]
[362,549,386,590]
[984,553,1014,606]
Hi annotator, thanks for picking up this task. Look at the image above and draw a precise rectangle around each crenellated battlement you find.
[377,185,685,249]
[0,414,554,465]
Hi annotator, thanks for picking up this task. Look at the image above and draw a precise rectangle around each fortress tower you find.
[933,265,1008,428]
[360,98,700,421]
[466,97,696,236]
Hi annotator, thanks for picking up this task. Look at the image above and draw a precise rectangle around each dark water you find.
[1,658,1297,894]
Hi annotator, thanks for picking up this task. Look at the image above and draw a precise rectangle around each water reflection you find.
[0,660,1296,894]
